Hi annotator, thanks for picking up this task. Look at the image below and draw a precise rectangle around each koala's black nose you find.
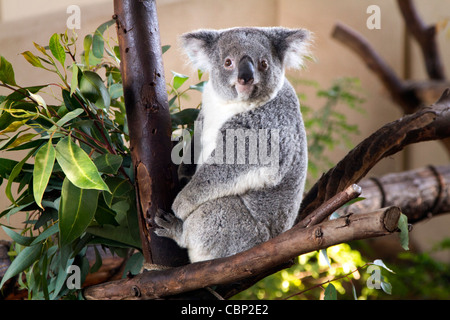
[238,56,255,85]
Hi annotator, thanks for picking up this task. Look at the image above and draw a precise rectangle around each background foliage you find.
[0,21,448,300]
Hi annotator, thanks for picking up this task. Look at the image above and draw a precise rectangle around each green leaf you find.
[49,33,65,66]
[70,63,78,96]
[59,178,99,246]
[0,55,17,86]
[162,45,171,54]
[62,89,83,111]
[55,137,109,191]
[102,177,133,207]
[33,140,56,209]
[5,85,47,101]
[92,19,115,58]
[373,259,395,273]
[79,71,110,109]
[189,81,206,92]
[381,279,392,295]
[5,148,36,205]
[93,153,123,174]
[170,108,200,126]
[90,245,103,273]
[324,283,337,300]
[172,72,189,90]
[398,213,409,250]
[0,243,43,289]
[21,51,45,69]
[108,83,123,100]
[49,108,84,132]
[30,223,59,246]
[1,226,36,246]
[122,252,144,277]
[87,224,140,248]
[94,196,119,226]
[83,34,93,66]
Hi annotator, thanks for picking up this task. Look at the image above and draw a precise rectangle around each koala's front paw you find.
[154,208,183,243]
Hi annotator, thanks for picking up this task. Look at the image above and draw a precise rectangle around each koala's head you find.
[181,27,311,103]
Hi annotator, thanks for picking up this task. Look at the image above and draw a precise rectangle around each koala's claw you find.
[154,208,182,240]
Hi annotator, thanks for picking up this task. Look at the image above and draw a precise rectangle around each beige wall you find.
[0,0,449,258]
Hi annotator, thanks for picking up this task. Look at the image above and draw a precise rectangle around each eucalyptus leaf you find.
[1,226,36,246]
[381,279,392,295]
[0,55,17,86]
[21,51,45,69]
[172,71,189,90]
[49,108,84,132]
[70,63,79,96]
[324,283,337,300]
[83,34,93,66]
[373,259,395,273]
[79,71,110,110]
[92,19,115,58]
[87,224,141,248]
[33,140,56,208]
[49,33,66,66]
[0,243,43,289]
[6,148,36,205]
[93,153,123,174]
[30,223,59,246]
[170,108,200,126]
[59,178,99,246]
[55,137,109,191]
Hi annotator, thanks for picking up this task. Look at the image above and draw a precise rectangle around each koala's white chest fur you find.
[198,80,283,165]
[198,82,259,165]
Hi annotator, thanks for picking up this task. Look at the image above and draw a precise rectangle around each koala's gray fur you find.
[155,27,311,263]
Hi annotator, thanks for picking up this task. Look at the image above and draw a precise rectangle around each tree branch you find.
[336,164,450,223]
[297,89,450,223]
[397,0,446,80]
[83,206,401,300]
[332,22,422,113]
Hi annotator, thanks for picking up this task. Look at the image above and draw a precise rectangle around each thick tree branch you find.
[83,206,401,300]
[336,165,450,223]
[397,0,446,80]
[297,89,450,223]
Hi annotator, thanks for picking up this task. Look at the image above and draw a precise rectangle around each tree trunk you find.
[114,0,189,267]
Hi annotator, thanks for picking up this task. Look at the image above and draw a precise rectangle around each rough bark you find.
[114,0,189,266]
[336,165,450,223]
[83,207,401,300]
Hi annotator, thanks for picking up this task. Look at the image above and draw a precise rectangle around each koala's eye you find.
[224,58,233,69]
[259,60,269,71]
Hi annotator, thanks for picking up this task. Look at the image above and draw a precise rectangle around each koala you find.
[155,27,311,263]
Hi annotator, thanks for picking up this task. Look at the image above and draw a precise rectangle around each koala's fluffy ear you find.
[180,30,220,72]
[268,28,312,70]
